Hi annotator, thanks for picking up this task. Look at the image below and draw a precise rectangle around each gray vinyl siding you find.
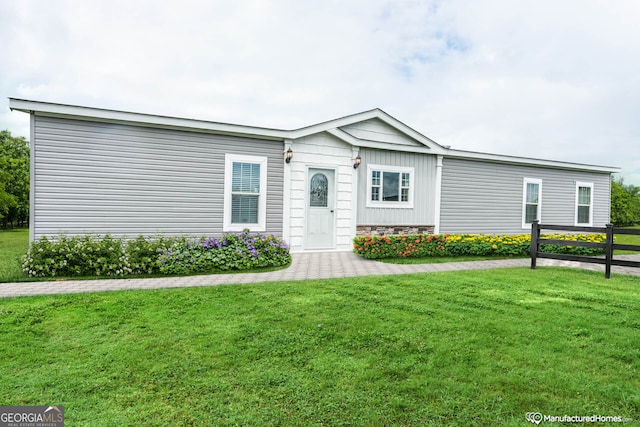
[356,148,437,225]
[32,115,284,239]
[439,158,611,234]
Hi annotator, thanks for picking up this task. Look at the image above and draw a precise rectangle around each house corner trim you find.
[434,155,443,234]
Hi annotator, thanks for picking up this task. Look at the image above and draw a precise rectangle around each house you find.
[9,98,620,252]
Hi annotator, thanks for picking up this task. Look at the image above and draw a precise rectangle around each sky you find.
[1,0,639,185]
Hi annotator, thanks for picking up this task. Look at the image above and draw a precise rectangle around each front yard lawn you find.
[0,228,28,281]
[1,268,638,425]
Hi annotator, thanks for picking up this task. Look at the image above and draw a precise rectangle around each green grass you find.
[616,225,640,254]
[0,228,28,281]
[1,268,639,426]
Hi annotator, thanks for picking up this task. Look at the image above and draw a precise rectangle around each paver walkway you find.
[1,253,639,298]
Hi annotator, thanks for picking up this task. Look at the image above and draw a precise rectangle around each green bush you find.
[22,232,291,278]
[158,231,291,275]
[22,234,130,277]
[126,235,177,275]
[353,233,607,260]
[351,234,449,259]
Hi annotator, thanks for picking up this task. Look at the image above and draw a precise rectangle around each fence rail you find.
[530,220,640,278]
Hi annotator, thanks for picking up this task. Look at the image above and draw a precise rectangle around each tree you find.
[611,176,640,226]
[0,130,30,228]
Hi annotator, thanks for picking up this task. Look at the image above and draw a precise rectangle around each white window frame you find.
[366,164,414,209]
[223,154,268,232]
[575,181,594,226]
[522,178,542,228]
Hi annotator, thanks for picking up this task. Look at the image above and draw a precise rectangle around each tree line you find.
[611,177,640,226]
[0,130,29,228]
[0,128,639,229]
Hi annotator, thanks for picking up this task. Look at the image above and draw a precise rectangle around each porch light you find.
[285,148,293,163]
[353,154,361,169]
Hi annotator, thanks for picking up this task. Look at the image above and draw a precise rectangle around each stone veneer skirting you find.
[356,225,435,236]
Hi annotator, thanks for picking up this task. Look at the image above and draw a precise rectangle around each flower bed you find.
[353,233,607,260]
[158,231,291,275]
[22,231,290,278]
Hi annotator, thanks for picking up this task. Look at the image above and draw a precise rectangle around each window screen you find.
[577,186,592,224]
[231,162,260,224]
[525,182,539,224]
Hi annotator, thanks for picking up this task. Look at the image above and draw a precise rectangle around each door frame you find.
[304,165,337,250]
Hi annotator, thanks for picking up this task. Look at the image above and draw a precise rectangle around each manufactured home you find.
[9,98,620,252]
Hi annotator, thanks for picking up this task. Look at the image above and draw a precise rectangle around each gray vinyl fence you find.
[530,220,640,278]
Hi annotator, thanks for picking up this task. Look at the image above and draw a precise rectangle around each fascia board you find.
[325,128,438,154]
[286,109,381,139]
[324,128,361,146]
[361,140,437,154]
[291,108,445,152]
[9,98,287,141]
[446,148,621,173]
[373,110,444,150]
[9,98,619,173]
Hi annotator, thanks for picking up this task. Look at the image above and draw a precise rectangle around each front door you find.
[306,168,335,249]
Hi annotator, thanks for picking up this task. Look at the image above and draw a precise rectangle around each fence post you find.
[605,223,614,279]
[531,220,539,270]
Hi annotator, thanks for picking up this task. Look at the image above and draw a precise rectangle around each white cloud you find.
[1,0,638,184]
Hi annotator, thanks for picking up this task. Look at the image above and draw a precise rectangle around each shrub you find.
[22,232,291,278]
[352,234,449,259]
[126,235,177,275]
[445,234,530,257]
[22,234,131,277]
[158,231,291,275]
[353,233,607,260]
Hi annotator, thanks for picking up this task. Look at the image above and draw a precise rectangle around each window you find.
[575,182,594,226]
[224,154,267,231]
[309,173,328,207]
[366,164,414,208]
[522,178,542,228]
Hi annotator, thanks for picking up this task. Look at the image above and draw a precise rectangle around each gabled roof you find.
[9,98,620,173]
[8,98,444,152]
[286,108,446,154]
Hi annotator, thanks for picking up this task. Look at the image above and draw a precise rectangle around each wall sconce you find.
[353,154,361,169]
[285,148,293,163]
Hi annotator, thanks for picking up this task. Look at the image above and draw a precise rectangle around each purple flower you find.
[203,237,222,249]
